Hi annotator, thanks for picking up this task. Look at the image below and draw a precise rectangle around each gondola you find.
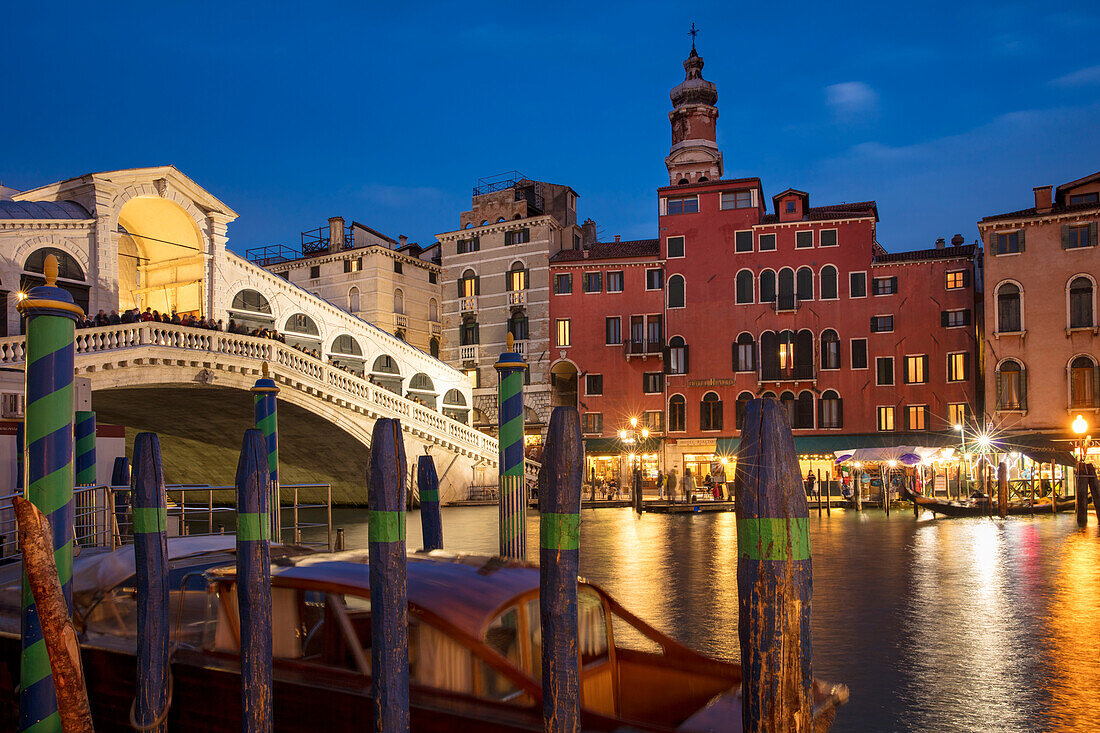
[0,537,848,731]
[902,487,1075,518]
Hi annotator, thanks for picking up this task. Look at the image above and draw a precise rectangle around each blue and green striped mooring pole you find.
[417,454,443,551]
[540,407,582,733]
[368,418,410,732]
[74,411,96,487]
[735,397,814,732]
[16,254,83,733]
[494,333,528,559]
[251,362,280,542]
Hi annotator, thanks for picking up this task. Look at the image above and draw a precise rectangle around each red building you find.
[548,44,981,485]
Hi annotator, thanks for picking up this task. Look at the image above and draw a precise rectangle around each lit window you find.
[556,319,571,347]
[907,405,928,431]
[948,403,967,427]
[945,271,966,289]
[905,355,928,384]
[877,406,895,431]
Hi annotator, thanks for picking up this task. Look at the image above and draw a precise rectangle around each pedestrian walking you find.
[656,471,665,500]
[683,468,695,503]
[805,469,816,497]
[666,469,678,503]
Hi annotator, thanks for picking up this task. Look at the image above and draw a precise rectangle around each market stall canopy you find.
[834,446,950,466]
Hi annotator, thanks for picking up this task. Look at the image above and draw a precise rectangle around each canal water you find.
[315,506,1100,732]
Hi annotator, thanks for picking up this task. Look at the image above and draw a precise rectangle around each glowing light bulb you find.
[1073,414,1088,435]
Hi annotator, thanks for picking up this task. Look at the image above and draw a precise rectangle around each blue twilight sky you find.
[3,1,1100,255]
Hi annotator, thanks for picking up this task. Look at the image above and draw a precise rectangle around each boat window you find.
[482,607,523,699]
[81,570,213,649]
[523,587,610,678]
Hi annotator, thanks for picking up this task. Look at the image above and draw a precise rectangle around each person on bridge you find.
[171,311,182,325]
[94,309,109,326]
[120,309,135,324]
[141,308,154,322]
[108,310,121,325]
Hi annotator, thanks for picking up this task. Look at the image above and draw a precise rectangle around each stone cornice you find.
[436,214,558,242]
[268,244,440,273]
[0,220,95,230]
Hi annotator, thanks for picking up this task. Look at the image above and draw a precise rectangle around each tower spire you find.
[689,22,698,52]
[665,37,722,185]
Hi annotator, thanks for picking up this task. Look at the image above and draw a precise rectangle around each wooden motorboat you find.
[0,536,848,731]
[903,488,1075,518]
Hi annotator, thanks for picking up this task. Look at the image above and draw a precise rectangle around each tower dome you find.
[670,48,718,108]
[665,41,723,186]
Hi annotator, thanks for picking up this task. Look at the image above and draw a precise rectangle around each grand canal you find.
[311,506,1100,732]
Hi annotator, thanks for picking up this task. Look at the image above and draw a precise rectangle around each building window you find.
[794,391,815,429]
[786,201,796,214]
[759,233,776,251]
[948,403,967,427]
[734,333,755,372]
[504,228,531,246]
[759,270,776,303]
[735,270,754,304]
[851,339,868,369]
[647,316,663,349]
[394,261,403,274]
[795,231,814,249]
[556,319,571,347]
[1066,224,1095,250]
[796,267,814,300]
[667,275,685,308]
[942,309,970,328]
[994,230,1023,255]
[995,360,1027,411]
[735,230,753,253]
[779,392,797,426]
[870,315,894,333]
[721,190,754,209]
[393,288,405,315]
[459,270,479,297]
[877,406,895,432]
[645,268,663,290]
[820,229,838,247]
[872,276,898,295]
[666,196,699,215]
[876,357,894,386]
[700,392,723,431]
[667,336,688,374]
[642,410,664,434]
[945,270,968,289]
[605,316,621,345]
[820,330,840,369]
[583,272,602,293]
[585,374,603,396]
[630,316,644,348]
[553,273,572,295]
[735,392,753,429]
[1070,356,1099,408]
[1070,193,1100,205]
[607,271,624,293]
[460,319,479,346]
[850,271,867,298]
[1069,276,1095,328]
[349,287,360,312]
[667,236,685,258]
[508,312,529,340]
[582,412,603,435]
[947,352,969,383]
[907,405,929,431]
[643,372,664,394]
[309,265,320,279]
[668,395,686,432]
[904,355,929,384]
[820,266,838,299]
[457,237,480,254]
[819,390,842,429]
[996,282,1022,332]
[344,258,362,273]
[507,264,529,291]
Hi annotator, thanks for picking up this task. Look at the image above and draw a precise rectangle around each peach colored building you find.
[978,171,1100,436]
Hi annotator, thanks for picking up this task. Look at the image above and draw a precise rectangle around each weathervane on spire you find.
[688,22,699,50]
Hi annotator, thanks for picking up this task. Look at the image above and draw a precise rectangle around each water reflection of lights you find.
[1045,531,1100,730]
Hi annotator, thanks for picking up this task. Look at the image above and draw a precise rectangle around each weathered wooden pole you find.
[825,469,831,516]
[132,432,170,732]
[1029,462,1035,514]
[997,461,1008,518]
[417,454,443,551]
[1088,465,1100,523]
[251,362,281,542]
[855,467,862,511]
[494,334,528,558]
[540,407,582,733]
[235,429,273,732]
[17,254,82,733]
[111,455,130,486]
[369,419,409,732]
[12,498,93,733]
[735,398,813,732]
[632,463,643,515]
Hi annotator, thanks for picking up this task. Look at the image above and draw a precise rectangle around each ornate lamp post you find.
[1072,414,1094,526]
[954,423,967,496]
[618,417,649,511]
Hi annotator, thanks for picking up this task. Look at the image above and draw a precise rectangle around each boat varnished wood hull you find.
[904,490,1075,518]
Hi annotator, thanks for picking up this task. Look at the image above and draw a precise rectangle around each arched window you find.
[735,391,754,430]
[668,275,686,308]
[409,373,436,394]
[820,265,838,300]
[231,289,271,314]
[820,329,840,369]
[795,329,814,378]
[778,268,795,298]
[668,394,687,432]
[393,288,405,315]
[461,317,479,346]
[1069,276,1094,328]
[700,392,723,431]
[796,267,814,301]
[819,390,842,429]
[331,334,362,356]
[735,269,754,304]
[348,287,360,313]
[779,391,796,426]
[507,261,528,292]
[760,331,780,380]
[429,298,439,323]
[24,248,85,282]
[430,337,440,358]
[459,269,478,297]
[996,360,1026,411]
[285,313,319,336]
[667,336,688,374]
[759,270,777,303]
[734,332,755,372]
[22,247,90,318]
[1070,356,1099,408]
[795,391,815,429]
[372,355,400,374]
[508,310,529,341]
[443,388,467,406]
[996,282,1022,333]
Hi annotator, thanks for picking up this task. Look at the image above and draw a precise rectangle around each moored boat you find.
[902,488,1075,518]
[0,536,848,731]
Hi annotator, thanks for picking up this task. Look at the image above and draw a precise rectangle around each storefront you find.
[583,437,663,491]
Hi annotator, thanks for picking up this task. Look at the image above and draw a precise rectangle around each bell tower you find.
[665,29,722,186]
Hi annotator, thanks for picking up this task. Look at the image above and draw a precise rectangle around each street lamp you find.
[1071,414,1093,526]
[618,417,649,509]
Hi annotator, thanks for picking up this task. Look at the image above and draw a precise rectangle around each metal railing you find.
[773,295,800,313]
[624,340,662,357]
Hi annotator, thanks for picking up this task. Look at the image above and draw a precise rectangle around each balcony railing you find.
[508,290,528,306]
[394,313,409,329]
[624,339,663,359]
[459,345,478,362]
[430,321,442,337]
[460,296,478,313]
[513,339,528,357]
[772,295,800,313]
[759,364,816,382]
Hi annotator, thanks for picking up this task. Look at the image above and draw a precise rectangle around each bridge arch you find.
[283,312,323,352]
[408,372,437,409]
[370,354,402,394]
[21,246,90,317]
[115,195,207,316]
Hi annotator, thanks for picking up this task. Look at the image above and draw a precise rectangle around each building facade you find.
[549,46,982,484]
[978,172,1100,436]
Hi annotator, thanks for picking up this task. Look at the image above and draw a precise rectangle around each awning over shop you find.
[716,432,959,458]
[991,432,1077,467]
[583,437,662,455]
[834,445,950,466]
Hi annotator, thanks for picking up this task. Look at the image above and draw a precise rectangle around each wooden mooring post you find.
[368,419,410,732]
[997,461,1008,518]
[825,470,831,517]
[1076,462,1088,527]
[132,432,170,732]
[417,454,443,551]
[236,429,273,732]
[541,407,582,733]
[735,398,813,732]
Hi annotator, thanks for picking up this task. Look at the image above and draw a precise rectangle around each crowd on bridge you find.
[79,307,226,330]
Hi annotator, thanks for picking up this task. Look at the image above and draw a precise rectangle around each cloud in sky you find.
[1050,64,1100,88]
[824,82,879,121]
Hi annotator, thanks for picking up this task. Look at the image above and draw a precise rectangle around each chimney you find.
[1033,185,1053,213]
[951,234,965,246]
[398,235,408,248]
[935,237,945,250]
[581,218,598,246]
[328,217,345,252]
[614,235,621,243]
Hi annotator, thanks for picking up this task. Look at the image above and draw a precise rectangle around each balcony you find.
[459,296,478,313]
[758,365,816,383]
[507,290,528,306]
[512,339,528,357]
[772,295,800,313]
[430,321,442,337]
[394,313,409,329]
[459,345,478,362]
[624,339,663,361]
